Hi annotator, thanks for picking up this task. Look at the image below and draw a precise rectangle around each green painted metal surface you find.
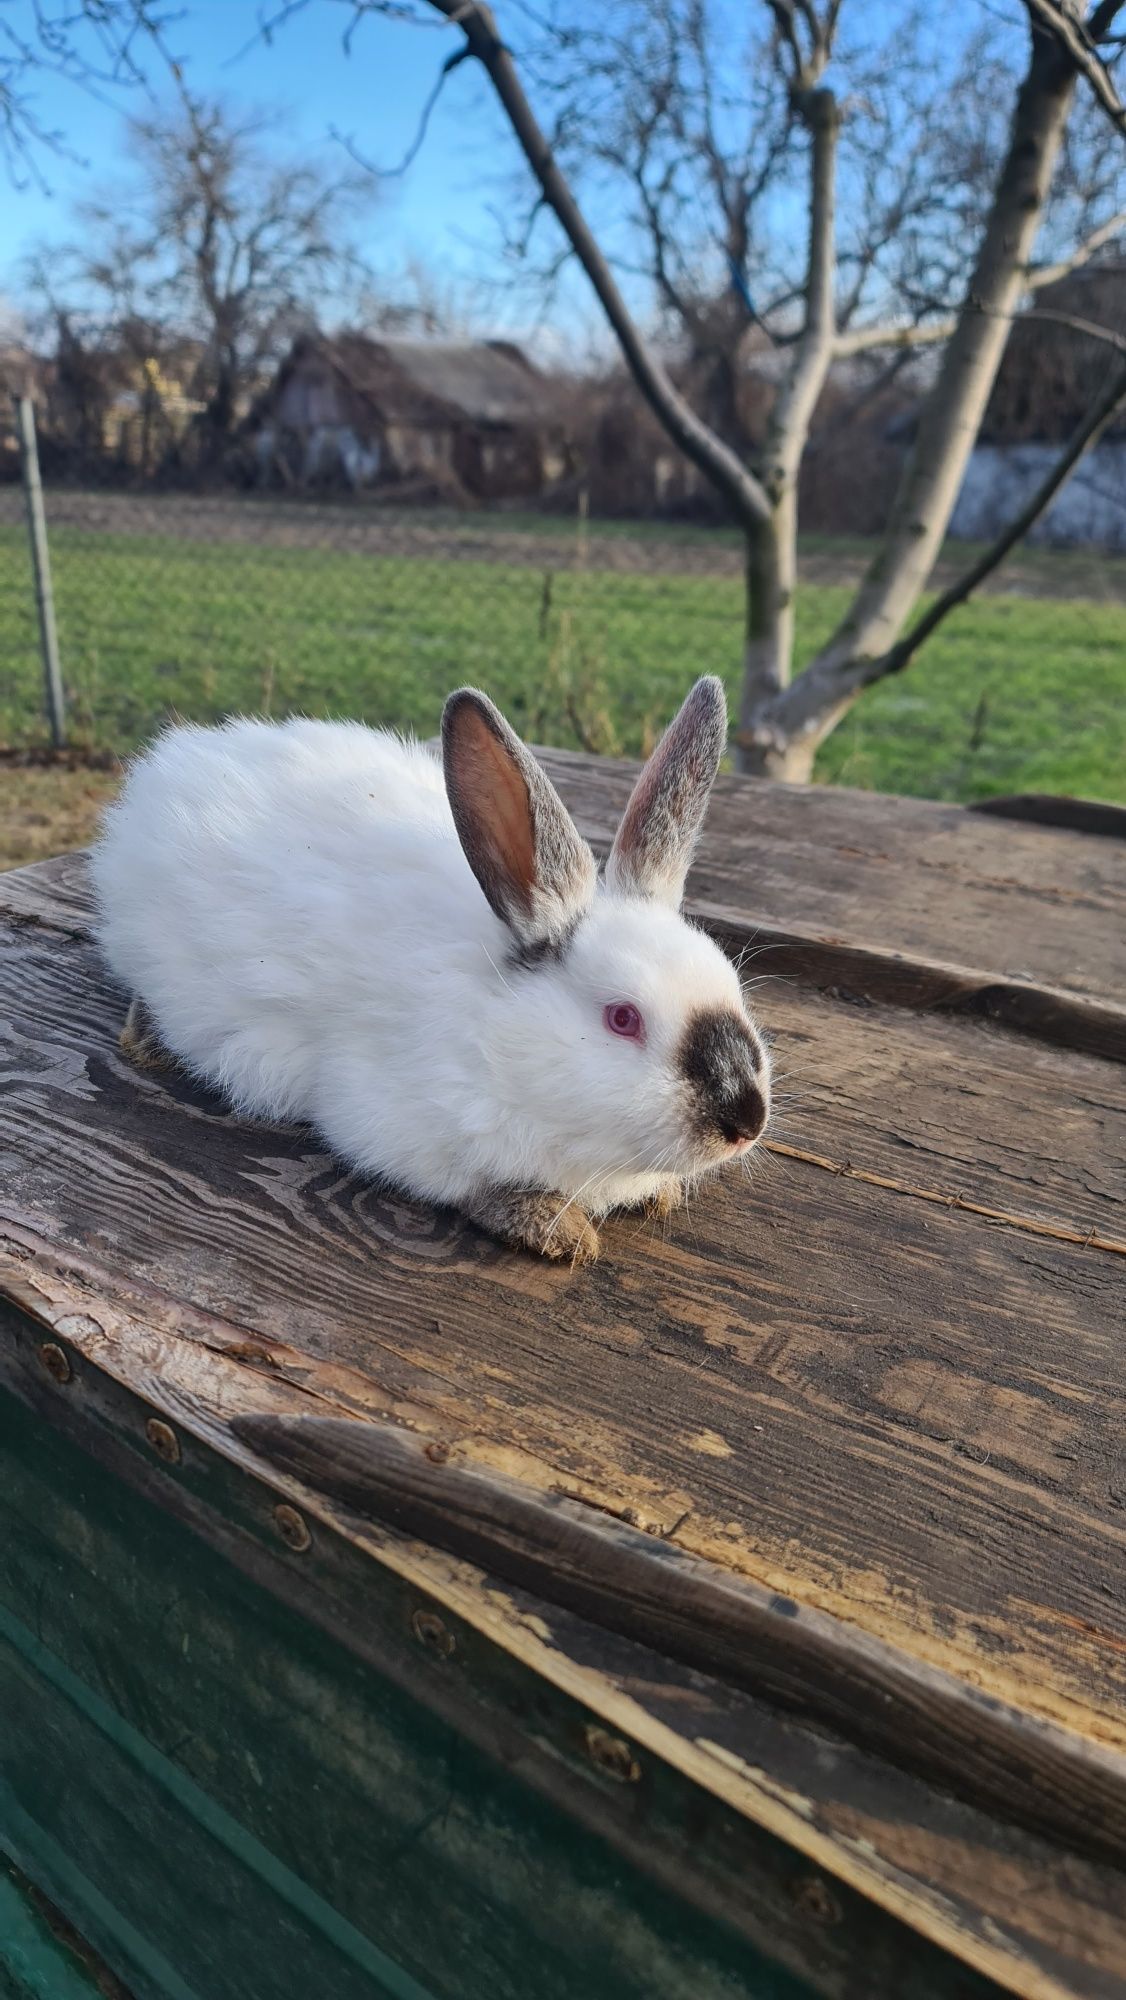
[0,1379,810,2000]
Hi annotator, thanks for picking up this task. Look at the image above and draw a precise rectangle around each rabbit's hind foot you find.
[119,997,179,1074]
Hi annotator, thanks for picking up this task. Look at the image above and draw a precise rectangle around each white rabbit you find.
[91,678,769,1263]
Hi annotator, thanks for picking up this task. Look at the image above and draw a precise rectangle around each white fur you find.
[91,716,769,1215]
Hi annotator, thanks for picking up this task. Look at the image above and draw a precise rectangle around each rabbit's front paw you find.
[466,1187,600,1266]
[640,1177,683,1221]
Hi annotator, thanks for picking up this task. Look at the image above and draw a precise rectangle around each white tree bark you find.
[738,88,839,759]
[737,29,1079,779]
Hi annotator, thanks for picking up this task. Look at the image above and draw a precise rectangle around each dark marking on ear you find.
[509,917,582,971]
[680,1007,768,1145]
[607,677,727,908]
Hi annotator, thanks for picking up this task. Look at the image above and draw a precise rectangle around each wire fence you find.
[1,465,770,768]
[5,404,1126,811]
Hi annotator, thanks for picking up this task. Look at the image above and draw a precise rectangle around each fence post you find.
[14,393,66,750]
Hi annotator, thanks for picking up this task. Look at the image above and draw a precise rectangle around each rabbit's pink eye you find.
[605,1002,645,1042]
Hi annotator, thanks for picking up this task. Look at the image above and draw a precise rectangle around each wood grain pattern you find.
[3,799,1126,1998]
[2,899,1124,1751]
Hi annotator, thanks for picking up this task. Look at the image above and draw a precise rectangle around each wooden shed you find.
[2,760,1126,1998]
[252,333,571,501]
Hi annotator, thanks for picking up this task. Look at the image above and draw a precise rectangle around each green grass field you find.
[3,521,1124,801]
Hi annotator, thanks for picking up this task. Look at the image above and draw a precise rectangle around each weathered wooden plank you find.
[537,751,1126,1035]
[4,1325,1124,2000]
[230,1406,1126,1870]
[0,851,91,935]
[5,912,1124,1245]
[8,761,1126,1069]
[2,920,1124,1765]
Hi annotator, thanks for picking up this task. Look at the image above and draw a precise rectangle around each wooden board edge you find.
[0,1256,1108,2000]
[693,900,1126,1063]
[969,796,1126,841]
[229,1410,1126,1876]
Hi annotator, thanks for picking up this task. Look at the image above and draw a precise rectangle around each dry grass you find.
[1,765,120,872]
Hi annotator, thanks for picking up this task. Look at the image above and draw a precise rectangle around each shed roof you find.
[269,332,557,432]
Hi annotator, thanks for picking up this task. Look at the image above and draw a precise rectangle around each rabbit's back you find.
[92,717,479,1118]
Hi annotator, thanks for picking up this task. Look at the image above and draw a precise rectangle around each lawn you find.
[3,521,1125,811]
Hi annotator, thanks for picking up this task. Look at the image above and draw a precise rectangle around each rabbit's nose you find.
[718,1080,768,1146]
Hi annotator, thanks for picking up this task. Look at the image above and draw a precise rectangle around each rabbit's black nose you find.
[679,1007,769,1147]
[718,1081,768,1145]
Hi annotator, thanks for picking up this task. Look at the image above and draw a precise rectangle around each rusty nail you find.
[791,1874,841,1926]
[273,1503,311,1552]
[39,1343,72,1384]
[411,1608,456,1658]
[424,1440,450,1464]
[145,1418,180,1464]
[583,1725,641,1783]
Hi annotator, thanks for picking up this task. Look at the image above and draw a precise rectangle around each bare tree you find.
[297,0,1126,779]
[0,0,172,184]
[26,94,371,461]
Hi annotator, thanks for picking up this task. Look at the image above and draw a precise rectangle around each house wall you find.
[454,428,547,500]
[257,358,560,499]
[255,422,382,486]
[950,441,1126,550]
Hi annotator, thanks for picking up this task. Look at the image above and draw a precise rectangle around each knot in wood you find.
[410,1608,456,1659]
[424,1440,450,1465]
[582,1725,641,1784]
[273,1503,311,1552]
[145,1417,181,1465]
[38,1342,72,1384]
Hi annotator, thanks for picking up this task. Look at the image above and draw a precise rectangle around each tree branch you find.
[422,0,772,527]
[834,202,1126,357]
[834,316,956,357]
[1023,202,1126,287]
[1023,0,1126,138]
[862,352,1126,687]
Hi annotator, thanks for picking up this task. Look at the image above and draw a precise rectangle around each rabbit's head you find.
[442,677,769,1203]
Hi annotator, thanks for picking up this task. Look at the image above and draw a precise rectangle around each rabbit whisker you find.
[480,944,518,997]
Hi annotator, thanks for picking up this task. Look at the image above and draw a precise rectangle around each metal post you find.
[14,393,66,749]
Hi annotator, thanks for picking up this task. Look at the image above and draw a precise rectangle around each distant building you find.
[251,333,571,501]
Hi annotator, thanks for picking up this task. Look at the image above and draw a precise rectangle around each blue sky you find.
[0,1,551,333]
[0,0,1031,351]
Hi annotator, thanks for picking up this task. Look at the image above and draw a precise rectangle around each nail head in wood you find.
[38,1342,72,1384]
[583,1725,641,1783]
[145,1418,181,1464]
[411,1608,456,1658]
[273,1503,311,1552]
[790,1874,842,1926]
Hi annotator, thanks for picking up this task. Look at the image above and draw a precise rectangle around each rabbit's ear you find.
[606,677,727,907]
[442,689,597,953]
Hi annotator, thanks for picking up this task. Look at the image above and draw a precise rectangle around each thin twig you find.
[767,1141,1126,1257]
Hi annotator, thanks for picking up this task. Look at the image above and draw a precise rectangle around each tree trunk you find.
[739,501,810,779]
[735,88,838,780]
[738,27,1078,777]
